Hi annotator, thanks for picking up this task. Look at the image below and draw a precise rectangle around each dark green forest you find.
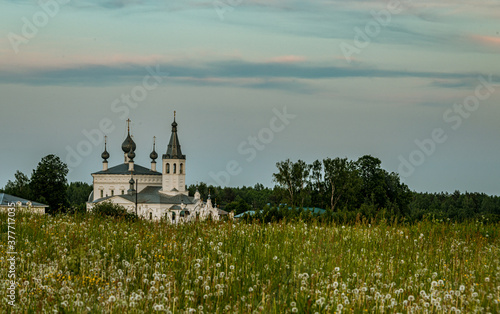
[2,155,92,214]
[2,154,499,222]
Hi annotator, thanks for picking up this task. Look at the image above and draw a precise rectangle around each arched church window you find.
[150,212,152,220]
[172,212,176,221]
[173,163,177,174]
[180,163,183,174]
[166,163,170,174]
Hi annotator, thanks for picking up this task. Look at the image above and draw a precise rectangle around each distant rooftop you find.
[0,193,48,207]
[218,208,229,215]
[91,186,194,205]
[292,207,326,214]
[92,163,161,176]
[234,207,326,218]
[234,210,256,218]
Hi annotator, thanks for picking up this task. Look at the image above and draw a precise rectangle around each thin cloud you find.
[469,34,500,47]
[171,76,316,93]
[266,55,306,63]
[0,59,494,91]
[429,78,479,89]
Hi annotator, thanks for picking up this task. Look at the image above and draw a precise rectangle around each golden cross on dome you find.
[126,118,131,132]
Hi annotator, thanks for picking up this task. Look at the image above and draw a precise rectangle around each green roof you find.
[290,207,326,214]
[234,207,326,218]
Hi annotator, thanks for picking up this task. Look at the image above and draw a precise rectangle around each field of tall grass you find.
[1,211,499,313]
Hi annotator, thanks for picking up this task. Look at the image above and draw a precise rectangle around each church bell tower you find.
[161,112,187,195]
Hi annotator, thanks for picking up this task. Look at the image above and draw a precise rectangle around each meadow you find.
[1,211,499,313]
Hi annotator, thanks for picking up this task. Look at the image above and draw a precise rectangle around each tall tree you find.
[3,170,32,200]
[273,159,295,206]
[273,159,311,207]
[384,172,412,216]
[323,157,360,211]
[30,154,69,213]
[309,159,325,208]
[292,160,311,207]
[355,155,388,208]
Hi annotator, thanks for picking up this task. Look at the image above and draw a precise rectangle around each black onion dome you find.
[102,137,110,161]
[127,149,135,161]
[129,177,135,185]
[121,134,136,153]
[101,149,110,161]
[150,149,158,161]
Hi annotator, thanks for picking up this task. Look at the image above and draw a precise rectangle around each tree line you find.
[1,154,91,214]
[272,155,412,215]
[2,154,499,222]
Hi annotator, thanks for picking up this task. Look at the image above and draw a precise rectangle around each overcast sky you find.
[1,0,499,195]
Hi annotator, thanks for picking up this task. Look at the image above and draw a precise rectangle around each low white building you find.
[0,193,48,214]
[86,114,220,223]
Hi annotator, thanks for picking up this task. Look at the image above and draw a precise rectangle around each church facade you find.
[86,114,224,223]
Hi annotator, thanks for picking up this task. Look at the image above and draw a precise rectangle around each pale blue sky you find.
[1,0,499,194]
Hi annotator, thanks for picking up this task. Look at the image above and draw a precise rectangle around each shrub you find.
[90,201,137,221]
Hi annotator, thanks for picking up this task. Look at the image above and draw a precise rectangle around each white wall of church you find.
[92,173,162,201]
[87,195,216,224]
[0,205,45,214]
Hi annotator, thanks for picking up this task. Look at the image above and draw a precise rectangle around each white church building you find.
[86,113,224,222]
